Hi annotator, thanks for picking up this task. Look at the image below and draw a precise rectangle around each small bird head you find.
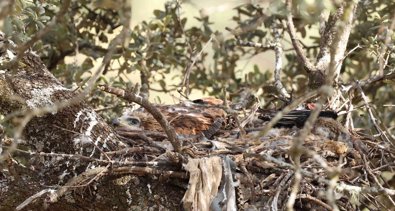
[112,115,141,130]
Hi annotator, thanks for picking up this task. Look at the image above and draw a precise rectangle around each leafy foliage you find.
[2,0,395,131]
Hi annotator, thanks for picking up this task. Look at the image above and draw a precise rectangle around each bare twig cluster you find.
[99,85,182,152]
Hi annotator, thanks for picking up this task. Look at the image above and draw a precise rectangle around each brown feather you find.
[117,98,226,136]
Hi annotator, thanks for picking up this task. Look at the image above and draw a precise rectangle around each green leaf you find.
[153,10,166,19]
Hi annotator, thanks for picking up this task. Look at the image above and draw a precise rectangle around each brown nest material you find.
[101,85,395,211]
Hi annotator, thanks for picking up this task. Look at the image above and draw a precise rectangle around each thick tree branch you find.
[326,1,359,83]
[316,9,343,69]
[272,24,291,101]
[286,0,359,90]
[285,0,317,72]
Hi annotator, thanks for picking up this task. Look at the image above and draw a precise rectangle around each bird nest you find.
[101,85,395,211]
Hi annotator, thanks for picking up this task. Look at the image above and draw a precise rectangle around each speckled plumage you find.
[114,97,226,137]
[258,109,354,148]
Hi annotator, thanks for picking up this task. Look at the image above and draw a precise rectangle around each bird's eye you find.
[126,117,140,126]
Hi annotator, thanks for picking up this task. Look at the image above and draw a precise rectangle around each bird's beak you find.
[112,118,121,126]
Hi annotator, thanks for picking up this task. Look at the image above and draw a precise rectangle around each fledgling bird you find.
[258,108,354,148]
[258,109,338,128]
[113,97,226,138]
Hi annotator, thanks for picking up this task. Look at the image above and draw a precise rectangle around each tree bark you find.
[286,0,359,88]
[0,52,184,210]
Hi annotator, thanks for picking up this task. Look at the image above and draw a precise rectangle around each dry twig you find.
[99,85,181,152]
